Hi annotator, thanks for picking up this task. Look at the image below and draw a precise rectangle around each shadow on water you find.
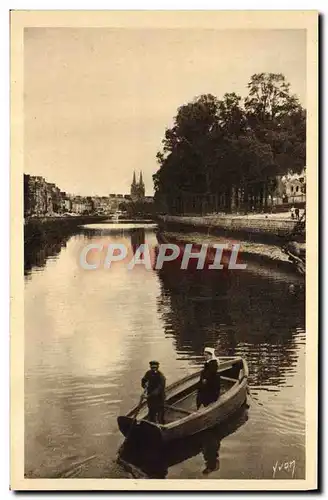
[154,233,305,388]
[24,224,148,275]
[117,403,249,479]
[24,224,305,479]
[24,233,73,275]
[130,228,145,254]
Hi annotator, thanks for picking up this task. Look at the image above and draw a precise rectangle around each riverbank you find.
[24,214,146,243]
[157,214,305,245]
[24,215,156,274]
[25,214,108,231]
[159,230,295,271]
[24,215,109,273]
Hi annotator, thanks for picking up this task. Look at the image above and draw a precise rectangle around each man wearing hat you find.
[196,347,221,410]
[141,361,166,423]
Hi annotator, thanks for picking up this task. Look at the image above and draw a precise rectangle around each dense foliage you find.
[153,73,306,214]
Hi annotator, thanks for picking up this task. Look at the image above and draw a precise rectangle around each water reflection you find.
[24,225,149,275]
[155,234,305,389]
[24,223,305,479]
[130,228,145,254]
[118,404,249,478]
[25,233,72,275]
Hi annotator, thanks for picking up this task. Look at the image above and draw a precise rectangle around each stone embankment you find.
[24,215,109,243]
[157,214,305,244]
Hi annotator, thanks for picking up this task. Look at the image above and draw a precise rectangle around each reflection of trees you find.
[130,228,145,254]
[24,225,150,275]
[24,220,95,275]
[24,233,72,275]
[156,235,305,387]
[119,403,249,478]
[157,260,234,356]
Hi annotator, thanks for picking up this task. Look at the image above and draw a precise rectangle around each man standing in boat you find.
[196,347,221,410]
[141,360,166,424]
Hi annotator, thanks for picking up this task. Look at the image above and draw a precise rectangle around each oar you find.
[130,393,146,424]
[118,389,148,456]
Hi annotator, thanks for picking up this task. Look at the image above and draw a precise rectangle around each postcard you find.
[10,10,318,491]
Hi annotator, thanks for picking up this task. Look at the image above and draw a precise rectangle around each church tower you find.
[130,170,145,201]
[138,171,145,199]
[130,170,138,201]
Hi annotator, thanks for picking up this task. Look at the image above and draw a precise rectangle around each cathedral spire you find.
[131,170,145,201]
[138,171,145,199]
[139,171,144,186]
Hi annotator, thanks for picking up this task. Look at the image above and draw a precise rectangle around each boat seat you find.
[164,404,193,415]
[221,376,239,383]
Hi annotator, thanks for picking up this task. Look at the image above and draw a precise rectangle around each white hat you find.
[204,347,215,356]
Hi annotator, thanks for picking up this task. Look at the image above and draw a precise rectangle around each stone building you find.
[24,175,50,216]
[71,196,88,214]
[24,170,149,218]
[47,183,62,213]
[269,168,306,207]
[282,168,306,204]
[62,196,72,212]
[85,197,94,213]
[91,196,112,214]
[60,192,72,212]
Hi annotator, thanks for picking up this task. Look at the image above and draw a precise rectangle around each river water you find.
[24,221,305,480]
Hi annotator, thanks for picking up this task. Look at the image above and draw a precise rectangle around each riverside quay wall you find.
[157,214,305,244]
[24,215,109,243]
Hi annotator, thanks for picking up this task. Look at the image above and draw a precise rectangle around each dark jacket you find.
[141,370,166,400]
[197,359,220,406]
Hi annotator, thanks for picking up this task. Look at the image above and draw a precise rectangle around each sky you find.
[24,28,306,196]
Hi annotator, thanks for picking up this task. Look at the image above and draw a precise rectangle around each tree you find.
[245,73,300,122]
[154,94,221,213]
[245,73,305,174]
[244,73,306,207]
[153,74,306,214]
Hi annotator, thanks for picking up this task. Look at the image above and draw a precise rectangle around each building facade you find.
[24,170,150,218]
[24,175,56,216]
[130,171,145,202]
[281,168,306,205]
[24,175,94,217]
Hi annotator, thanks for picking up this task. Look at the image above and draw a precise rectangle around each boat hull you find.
[118,357,248,443]
[161,380,247,442]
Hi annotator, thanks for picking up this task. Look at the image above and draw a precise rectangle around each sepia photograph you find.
[10,10,318,491]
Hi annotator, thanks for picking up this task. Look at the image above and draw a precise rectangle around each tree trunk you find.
[226,187,232,213]
[260,185,264,209]
[264,183,268,210]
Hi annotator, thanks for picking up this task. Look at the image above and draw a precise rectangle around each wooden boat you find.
[118,403,249,478]
[117,357,248,444]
